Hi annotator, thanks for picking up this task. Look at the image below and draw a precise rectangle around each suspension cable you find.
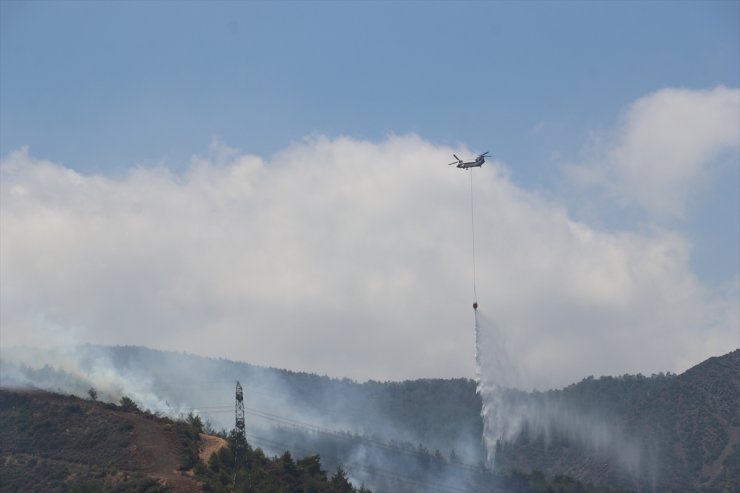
[470,168,478,305]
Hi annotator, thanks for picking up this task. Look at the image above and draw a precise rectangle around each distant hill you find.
[1,346,737,491]
[0,388,626,493]
[496,349,740,492]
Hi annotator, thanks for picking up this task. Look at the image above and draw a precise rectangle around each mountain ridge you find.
[1,346,737,491]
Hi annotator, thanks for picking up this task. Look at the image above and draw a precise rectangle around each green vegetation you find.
[258,423,632,493]
[118,395,139,412]
[2,348,736,492]
[195,432,371,493]
[0,388,629,493]
[496,350,740,492]
[0,391,167,492]
[0,388,368,492]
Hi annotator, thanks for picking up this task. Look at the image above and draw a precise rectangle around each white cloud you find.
[567,86,740,218]
[1,132,737,388]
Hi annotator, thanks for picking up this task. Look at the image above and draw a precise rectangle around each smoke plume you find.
[474,308,653,486]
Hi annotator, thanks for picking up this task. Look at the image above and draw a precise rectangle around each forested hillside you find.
[0,389,627,493]
[496,350,739,492]
[1,345,485,461]
[0,390,196,492]
[0,389,369,493]
[2,346,737,491]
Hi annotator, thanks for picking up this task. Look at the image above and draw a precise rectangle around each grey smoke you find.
[474,308,651,482]
[0,344,489,491]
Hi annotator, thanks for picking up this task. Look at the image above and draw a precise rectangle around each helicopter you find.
[447,151,490,169]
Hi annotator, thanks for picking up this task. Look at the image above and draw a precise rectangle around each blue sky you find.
[3,1,737,174]
[1,1,738,384]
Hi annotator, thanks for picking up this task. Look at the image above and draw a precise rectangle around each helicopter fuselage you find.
[456,159,484,169]
[448,152,489,169]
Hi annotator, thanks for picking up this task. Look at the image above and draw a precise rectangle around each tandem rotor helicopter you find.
[447,151,490,169]
[447,150,490,311]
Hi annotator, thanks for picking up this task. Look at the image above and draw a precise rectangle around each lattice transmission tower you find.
[233,381,247,489]
[235,381,246,455]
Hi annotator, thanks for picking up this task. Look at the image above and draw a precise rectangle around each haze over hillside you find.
[2,345,737,492]
[0,389,373,493]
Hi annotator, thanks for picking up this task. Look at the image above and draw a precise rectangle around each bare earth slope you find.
[198,432,228,462]
[127,411,201,492]
[0,389,201,492]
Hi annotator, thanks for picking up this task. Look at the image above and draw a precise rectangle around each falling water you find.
[473,309,525,466]
[473,309,649,483]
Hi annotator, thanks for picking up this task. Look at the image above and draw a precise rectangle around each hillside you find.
[496,349,740,492]
[1,346,738,491]
[0,389,378,493]
[0,389,201,492]
[1,345,484,460]
[0,388,624,493]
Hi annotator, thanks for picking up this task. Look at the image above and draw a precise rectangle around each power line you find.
[171,402,489,477]
[148,399,497,484]
[244,432,492,493]
[159,395,504,492]
[242,406,481,471]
